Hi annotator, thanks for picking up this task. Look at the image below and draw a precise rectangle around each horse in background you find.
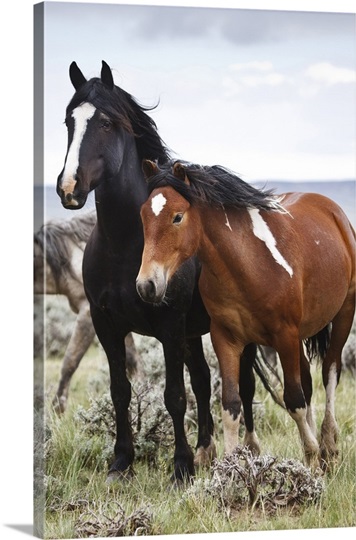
[137,159,355,469]
[34,210,140,413]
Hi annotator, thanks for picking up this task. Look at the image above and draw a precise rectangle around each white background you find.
[0,1,355,539]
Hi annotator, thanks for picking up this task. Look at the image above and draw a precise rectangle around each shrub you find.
[182,446,324,514]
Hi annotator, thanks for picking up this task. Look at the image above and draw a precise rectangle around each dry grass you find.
[36,297,356,538]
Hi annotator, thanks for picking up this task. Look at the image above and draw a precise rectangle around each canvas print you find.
[34,1,355,538]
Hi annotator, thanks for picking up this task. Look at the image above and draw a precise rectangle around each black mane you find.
[34,211,96,285]
[147,161,280,212]
[66,78,171,164]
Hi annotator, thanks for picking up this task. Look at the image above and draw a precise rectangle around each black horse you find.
[56,61,269,483]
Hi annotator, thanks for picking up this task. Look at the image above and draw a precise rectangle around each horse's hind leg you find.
[277,332,319,467]
[320,293,355,469]
[185,337,216,468]
[53,305,96,413]
[125,333,144,380]
[240,343,261,454]
[300,345,317,437]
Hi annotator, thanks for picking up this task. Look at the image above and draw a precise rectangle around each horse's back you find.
[282,191,354,249]
[283,191,352,224]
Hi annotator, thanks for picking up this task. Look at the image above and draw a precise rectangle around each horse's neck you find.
[198,207,251,277]
[94,154,147,246]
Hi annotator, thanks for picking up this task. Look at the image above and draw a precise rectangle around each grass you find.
[37,337,356,539]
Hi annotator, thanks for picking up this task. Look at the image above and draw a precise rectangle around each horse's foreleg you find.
[160,316,195,484]
[185,337,216,468]
[53,305,96,413]
[277,334,319,467]
[91,308,134,482]
[210,321,243,455]
[240,343,261,454]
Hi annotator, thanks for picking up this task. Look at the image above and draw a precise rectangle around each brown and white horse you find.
[137,160,355,468]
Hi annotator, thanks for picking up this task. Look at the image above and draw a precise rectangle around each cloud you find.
[229,61,274,72]
[298,62,356,98]
[222,61,287,96]
[305,62,356,85]
[197,9,354,45]
[103,5,355,45]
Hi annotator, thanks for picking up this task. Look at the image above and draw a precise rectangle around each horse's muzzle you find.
[136,267,167,304]
[57,185,87,210]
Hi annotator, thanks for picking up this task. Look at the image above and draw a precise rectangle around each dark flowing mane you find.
[147,161,283,212]
[34,211,96,285]
[66,78,171,164]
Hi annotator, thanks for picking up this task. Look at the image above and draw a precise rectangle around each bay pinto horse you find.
[137,159,355,469]
[56,61,286,483]
[34,211,140,413]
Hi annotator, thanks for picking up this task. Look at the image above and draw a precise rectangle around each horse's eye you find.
[101,120,111,130]
[173,213,184,225]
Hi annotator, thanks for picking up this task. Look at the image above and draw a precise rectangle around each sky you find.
[39,0,356,186]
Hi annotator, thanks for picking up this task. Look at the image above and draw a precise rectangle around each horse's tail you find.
[304,324,331,362]
[253,346,285,409]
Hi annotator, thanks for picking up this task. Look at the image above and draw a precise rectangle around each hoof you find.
[304,450,321,472]
[52,396,66,415]
[169,462,195,488]
[243,432,261,455]
[194,436,217,468]
[106,467,135,485]
[168,474,194,491]
[320,447,339,473]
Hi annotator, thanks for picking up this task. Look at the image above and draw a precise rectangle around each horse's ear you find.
[173,162,190,185]
[69,62,87,90]
[142,159,159,181]
[101,60,114,90]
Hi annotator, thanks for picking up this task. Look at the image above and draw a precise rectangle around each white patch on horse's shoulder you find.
[151,193,167,216]
[248,208,293,277]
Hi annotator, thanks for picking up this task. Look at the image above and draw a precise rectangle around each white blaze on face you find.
[151,193,167,216]
[248,208,293,277]
[61,102,96,195]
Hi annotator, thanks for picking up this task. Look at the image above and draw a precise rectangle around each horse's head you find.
[56,61,130,209]
[136,160,200,304]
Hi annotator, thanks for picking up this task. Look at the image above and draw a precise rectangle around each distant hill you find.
[34,180,355,231]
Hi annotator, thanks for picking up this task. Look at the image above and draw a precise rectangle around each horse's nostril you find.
[65,193,73,202]
[136,278,158,302]
[147,279,156,298]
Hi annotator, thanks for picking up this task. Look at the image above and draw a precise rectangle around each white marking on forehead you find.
[248,208,293,277]
[151,193,167,216]
[61,102,96,193]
